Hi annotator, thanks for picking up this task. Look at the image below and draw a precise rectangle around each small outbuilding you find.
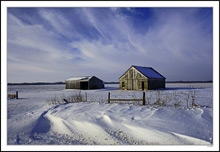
[119,65,166,90]
[65,76,104,89]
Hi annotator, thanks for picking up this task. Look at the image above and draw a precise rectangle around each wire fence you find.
[47,89,212,109]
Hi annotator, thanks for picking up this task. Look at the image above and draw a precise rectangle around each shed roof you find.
[66,76,92,81]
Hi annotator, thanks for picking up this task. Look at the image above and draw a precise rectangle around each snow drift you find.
[7,83,213,145]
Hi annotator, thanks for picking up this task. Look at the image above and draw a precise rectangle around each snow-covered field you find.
[6,83,213,148]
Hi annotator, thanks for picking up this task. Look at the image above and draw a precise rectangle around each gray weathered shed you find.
[65,76,104,89]
[119,65,166,90]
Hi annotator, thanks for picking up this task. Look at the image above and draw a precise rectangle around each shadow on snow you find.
[162,87,204,91]
[30,111,51,140]
[102,87,204,91]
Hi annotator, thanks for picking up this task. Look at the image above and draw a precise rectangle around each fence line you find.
[108,92,146,106]
[8,91,18,99]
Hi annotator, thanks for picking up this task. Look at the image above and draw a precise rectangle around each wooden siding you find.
[148,78,165,89]
[119,67,148,90]
[65,81,81,89]
[119,66,165,90]
[65,76,104,89]
[89,76,104,89]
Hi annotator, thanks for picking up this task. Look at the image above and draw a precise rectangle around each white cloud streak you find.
[7,8,213,82]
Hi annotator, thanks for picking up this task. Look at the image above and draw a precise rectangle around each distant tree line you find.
[166,80,213,83]
[104,82,119,84]
[7,82,65,85]
[7,80,212,85]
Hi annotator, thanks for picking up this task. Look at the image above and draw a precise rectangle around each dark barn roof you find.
[119,65,166,79]
[133,65,166,79]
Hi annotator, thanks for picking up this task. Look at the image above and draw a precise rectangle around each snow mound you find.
[39,102,212,145]
[7,83,213,145]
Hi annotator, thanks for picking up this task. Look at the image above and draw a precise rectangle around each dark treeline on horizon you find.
[7,82,65,85]
[166,80,213,83]
[8,80,212,85]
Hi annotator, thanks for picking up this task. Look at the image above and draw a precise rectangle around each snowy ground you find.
[7,83,213,147]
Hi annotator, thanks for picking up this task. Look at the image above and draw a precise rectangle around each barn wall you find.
[89,77,104,89]
[65,81,81,89]
[119,67,148,90]
[148,78,165,90]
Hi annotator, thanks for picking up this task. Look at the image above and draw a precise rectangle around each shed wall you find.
[65,76,104,89]
[65,81,81,89]
[89,77,104,89]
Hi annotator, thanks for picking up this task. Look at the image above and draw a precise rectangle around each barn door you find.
[132,79,133,90]
[122,82,125,90]
[142,81,145,90]
[80,82,88,90]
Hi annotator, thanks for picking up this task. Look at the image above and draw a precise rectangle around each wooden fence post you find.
[108,92,110,104]
[187,99,188,110]
[142,92,145,106]
[85,92,87,102]
[16,91,18,99]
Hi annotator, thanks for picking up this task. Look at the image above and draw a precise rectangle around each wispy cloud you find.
[7,7,213,82]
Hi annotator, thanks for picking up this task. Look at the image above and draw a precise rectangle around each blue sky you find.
[7,7,213,82]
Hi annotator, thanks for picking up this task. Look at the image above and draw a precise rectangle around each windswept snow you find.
[41,102,211,145]
[7,83,213,145]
